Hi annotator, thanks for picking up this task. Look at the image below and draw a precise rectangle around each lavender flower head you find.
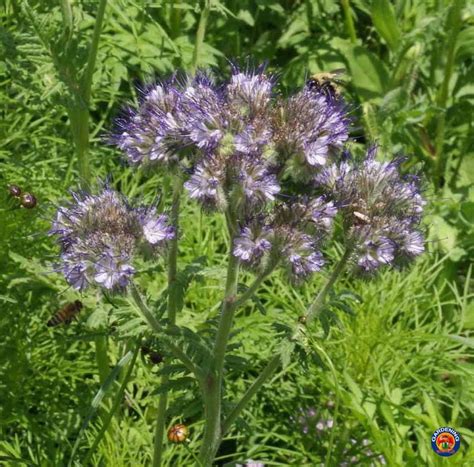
[114,80,183,166]
[227,67,273,116]
[113,64,352,222]
[232,196,337,281]
[233,221,272,267]
[273,86,351,171]
[179,71,227,152]
[50,186,174,290]
[317,146,426,271]
[237,156,280,203]
[184,156,228,210]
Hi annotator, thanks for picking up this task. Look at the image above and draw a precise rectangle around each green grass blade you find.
[67,350,134,466]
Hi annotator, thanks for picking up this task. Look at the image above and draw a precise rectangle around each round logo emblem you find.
[431,427,461,457]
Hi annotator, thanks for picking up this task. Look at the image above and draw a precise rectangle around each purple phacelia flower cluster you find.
[232,196,337,281]
[273,87,350,168]
[317,146,425,272]
[113,63,348,191]
[50,187,174,291]
[112,63,425,282]
[115,81,182,165]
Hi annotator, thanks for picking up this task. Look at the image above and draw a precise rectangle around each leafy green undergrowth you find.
[1,175,473,465]
[225,257,474,465]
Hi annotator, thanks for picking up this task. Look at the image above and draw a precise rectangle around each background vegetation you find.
[1,0,473,465]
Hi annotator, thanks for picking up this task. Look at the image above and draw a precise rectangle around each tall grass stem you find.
[153,176,182,467]
[434,0,464,189]
[192,0,211,72]
[341,0,357,43]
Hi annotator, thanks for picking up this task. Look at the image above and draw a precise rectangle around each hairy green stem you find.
[82,0,108,105]
[83,339,140,465]
[130,284,164,332]
[75,0,107,185]
[67,107,91,186]
[341,0,357,43]
[221,248,352,435]
[213,253,240,382]
[153,177,182,467]
[306,247,353,324]
[434,0,464,190]
[192,0,211,72]
[198,240,240,465]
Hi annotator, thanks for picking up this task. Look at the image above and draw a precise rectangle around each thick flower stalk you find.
[50,186,174,290]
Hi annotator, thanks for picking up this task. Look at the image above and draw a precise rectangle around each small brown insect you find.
[20,192,37,209]
[8,184,22,198]
[47,300,83,327]
[141,345,164,365]
[298,315,307,324]
[167,423,188,443]
[353,211,370,225]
